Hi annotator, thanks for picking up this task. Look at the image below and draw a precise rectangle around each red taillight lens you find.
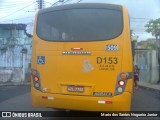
[42,96,48,99]
[34,76,39,82]
[118,80,125,86]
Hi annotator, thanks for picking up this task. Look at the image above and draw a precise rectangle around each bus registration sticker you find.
[67,86,84,92]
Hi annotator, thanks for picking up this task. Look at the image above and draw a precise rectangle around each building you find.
[134,38,159,83]
[136,38,157,49]
[0,24,32,82]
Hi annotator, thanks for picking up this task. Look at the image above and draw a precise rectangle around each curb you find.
[139,85,160,94]
[0,82,30,86]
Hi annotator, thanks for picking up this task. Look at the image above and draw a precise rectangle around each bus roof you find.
[38,3,122,15]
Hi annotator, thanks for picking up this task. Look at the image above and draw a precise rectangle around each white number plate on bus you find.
[106,44,118,51]
[67,86,84,92]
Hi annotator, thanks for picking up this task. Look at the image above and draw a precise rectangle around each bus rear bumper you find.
[31,88,132,111]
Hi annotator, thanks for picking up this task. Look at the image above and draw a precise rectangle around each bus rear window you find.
[37,8,123,41]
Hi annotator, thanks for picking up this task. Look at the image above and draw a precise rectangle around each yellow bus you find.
[31,3,133,111]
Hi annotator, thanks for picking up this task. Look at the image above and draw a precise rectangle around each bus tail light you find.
[114,72,131,95]
[118,80,125,86]
[31,69,41,91]
[117,87,123,93]
[120,72,129,79]
[34,76,39,82]
[35,82,40,88]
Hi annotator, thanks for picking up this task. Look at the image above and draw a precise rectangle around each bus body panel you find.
[35,37,123,95]
[32,87,131,111]
[31,3,133,111]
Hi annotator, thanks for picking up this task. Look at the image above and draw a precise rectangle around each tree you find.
[144,18,160,46]
[145,18,160,83]
[147,43,157,50]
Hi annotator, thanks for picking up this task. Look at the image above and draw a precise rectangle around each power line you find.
[51,0,83,6]
[44,1,52,5]
[130,17,154,20]
[0,2,34,9]
[0,1,32,4]
[61,0,73,5]
[61,0,83,5]
[0,16,35,23]
[77,0,83,3]
[130,21,149,23]
[0,2,31,6]
[0,2,35,20]
[51,0,62,6]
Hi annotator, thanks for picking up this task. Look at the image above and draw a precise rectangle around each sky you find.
[0,0,160,41]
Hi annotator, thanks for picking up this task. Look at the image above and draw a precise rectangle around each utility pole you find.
[37,0,44,9]
[40,0,42,9]
[158,43,160,83]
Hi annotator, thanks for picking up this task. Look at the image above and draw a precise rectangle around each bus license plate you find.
[67,86,84,92]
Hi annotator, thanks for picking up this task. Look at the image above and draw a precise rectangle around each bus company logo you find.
[1,112,42,118]
[2,112,11,117]
[62,51,91,55]
[82,59,94,72]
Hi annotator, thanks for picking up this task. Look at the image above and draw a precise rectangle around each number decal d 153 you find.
[96,57,118,64]
[106,45,118,51]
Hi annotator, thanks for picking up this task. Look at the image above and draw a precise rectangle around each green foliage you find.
[147,43,157,50]
[144,18,160,40]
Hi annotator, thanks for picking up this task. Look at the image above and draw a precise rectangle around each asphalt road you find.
[0,85,160,120]
[0,86,53,111]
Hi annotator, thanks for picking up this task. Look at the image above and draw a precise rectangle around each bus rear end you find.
[31,3,133,111]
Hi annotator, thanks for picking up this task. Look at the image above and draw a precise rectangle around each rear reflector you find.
[42,96,54,100]
[42,96,47,99]
[98,101,105,104]
[106,101,113,104]
[48,97,54,100]
[98,100,113,104]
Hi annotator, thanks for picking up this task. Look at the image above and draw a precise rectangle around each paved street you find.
[0,86,160,111]
[131,88,160,111]
[0,86,52,111]
[0,85,160,120]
